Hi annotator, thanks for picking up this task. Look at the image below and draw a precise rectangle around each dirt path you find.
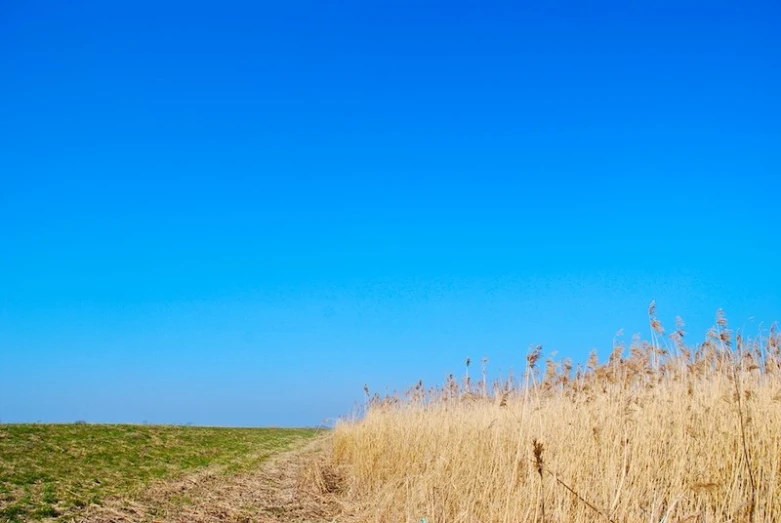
[73,436,343,523]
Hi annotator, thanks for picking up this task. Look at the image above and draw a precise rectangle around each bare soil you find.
[73,436,344,523]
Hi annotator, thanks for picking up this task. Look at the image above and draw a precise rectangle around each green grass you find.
[0,423,320,522]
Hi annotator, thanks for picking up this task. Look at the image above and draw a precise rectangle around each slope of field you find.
[329,310,781,522]
[0,424,320,522]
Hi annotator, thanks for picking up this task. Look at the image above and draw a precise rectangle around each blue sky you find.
[1,1,779,426]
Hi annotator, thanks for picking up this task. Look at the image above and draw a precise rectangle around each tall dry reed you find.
[326,307,781,522]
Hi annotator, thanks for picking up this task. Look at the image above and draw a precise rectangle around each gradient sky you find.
[1,1,779,427]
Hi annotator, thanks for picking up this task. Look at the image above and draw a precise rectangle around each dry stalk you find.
[545,468,616,523]
[732,363,757,522]
[532,439,545,522]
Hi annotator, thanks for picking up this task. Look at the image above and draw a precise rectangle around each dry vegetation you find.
[78,435,341,523]
[325,305,781,522]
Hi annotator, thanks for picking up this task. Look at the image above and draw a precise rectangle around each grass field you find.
[0,424,319,522]
[5,308,780,522]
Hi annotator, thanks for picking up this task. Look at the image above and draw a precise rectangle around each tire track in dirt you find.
[73,435,344,523]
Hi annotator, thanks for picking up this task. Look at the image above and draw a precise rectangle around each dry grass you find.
[78,434,341,523]
[326,306,781,522]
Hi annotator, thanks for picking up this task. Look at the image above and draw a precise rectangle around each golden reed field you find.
[319,304,781,523]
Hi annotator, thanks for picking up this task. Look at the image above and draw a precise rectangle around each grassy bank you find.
[0,424,318,521]
[330,309,781,522]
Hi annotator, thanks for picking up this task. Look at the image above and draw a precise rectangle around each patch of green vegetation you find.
[0,424,319,522]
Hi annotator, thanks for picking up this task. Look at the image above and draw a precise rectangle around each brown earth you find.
[71,436,346,523]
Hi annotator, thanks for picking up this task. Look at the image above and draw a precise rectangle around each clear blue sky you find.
[1,1,779,427]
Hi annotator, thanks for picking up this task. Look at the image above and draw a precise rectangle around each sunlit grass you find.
[0,424,318,521]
